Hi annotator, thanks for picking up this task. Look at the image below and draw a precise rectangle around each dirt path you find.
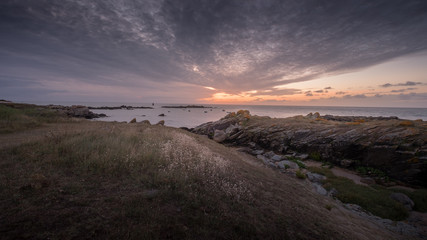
[305,160,368,186]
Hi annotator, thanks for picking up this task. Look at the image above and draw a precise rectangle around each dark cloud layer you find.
[1,0,427,101]
[380,81,423,88]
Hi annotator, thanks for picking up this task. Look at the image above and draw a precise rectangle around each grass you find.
[307,167,421,221]
[287,156,306,169]
[296,170,306,179]
[1,121,358,239]
[393,189,427,212]
[309,152,322,161]
[0,105,407,239]
[0,125,259,239]
[0,104,67,133]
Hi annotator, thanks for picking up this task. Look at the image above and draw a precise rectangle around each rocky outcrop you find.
[88,105,153,110]
[192,110,427,187]
[48,105,106,119]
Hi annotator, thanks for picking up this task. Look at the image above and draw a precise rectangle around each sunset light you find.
[1,1,427,239]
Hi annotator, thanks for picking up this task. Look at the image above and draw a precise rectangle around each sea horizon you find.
[11,100,426,128]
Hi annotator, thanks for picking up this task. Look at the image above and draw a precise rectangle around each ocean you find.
[27,101,427,128]
[85,103,427,128]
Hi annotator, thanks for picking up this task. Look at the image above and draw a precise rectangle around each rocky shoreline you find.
[0,102,107,119]
[88,105,153,110]
[192,110,427,187]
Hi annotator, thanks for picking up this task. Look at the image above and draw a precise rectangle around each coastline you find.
[1,101,427,239]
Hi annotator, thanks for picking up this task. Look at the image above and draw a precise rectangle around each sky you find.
[1,0,427,107]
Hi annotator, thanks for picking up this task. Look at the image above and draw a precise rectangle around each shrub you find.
[308,167,408,221]
[309,152,322,161]
[296,170,306,179]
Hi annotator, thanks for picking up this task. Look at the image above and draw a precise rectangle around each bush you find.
[309,152,322,161]
[296,170,306,179]
[308,167,409,221]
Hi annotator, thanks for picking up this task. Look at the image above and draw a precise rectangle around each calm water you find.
[30,101,427,128]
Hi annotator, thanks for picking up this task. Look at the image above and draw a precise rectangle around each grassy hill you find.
[0,103,400,239]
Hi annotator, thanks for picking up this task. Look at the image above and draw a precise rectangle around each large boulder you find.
[141,120,151,125]
[390,193,414,210]
[313,183,328,196]
[277,160,299,169]
[306,172,326,183]
[213,130,227,143]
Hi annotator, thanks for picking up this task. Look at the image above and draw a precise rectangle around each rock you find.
[213,130,227,143]
[271,154,283,162]
[328,188,338,197]
[277,160,298,169]
[263,151,275,158]
[158,113,165,117]
[141,120,151,125]
[156,120,165,126]
[360,177,376,185]
[306,172,326,183]
[297,153,309,160]
[313,183,327,196]
[313,112,320,118]
[390,193,414,210]
[130,118,137,123]
[62,105,104,119]
[257,155,276,168]
[340,159,353,167]
[236,147,252,153]
[225,124,240,135]
[191,111,427,187]
[252,149,264,155]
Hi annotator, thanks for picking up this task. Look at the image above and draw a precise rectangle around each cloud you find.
[380,81,423,88]
[343,94,367,99]
[391,89,406,93]
[252,88,301,96]
[305,91,313,97]
[324,87,332,90]
[314,90,324,93]
[336,91,347,95]
[1,0,427,101]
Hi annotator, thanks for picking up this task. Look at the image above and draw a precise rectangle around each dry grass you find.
[0,104,69,133]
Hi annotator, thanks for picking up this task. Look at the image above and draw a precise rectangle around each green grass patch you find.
[308,167,409,221]
[393,189,427,213]
[296,170,306,179]
[287,156,306,169]
[309,152,322,161]
[0,104,66,133]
